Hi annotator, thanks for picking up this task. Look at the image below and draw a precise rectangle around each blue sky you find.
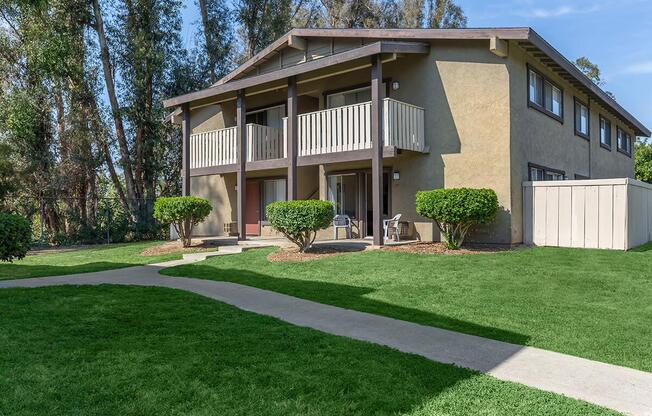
[179,0,652,133]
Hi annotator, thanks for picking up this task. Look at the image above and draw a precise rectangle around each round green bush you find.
[153,197,212,247]
[266,200,334,252]
[415,188,498,249]
[0,212,31,262]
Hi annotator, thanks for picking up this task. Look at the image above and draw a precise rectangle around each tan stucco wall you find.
[190,173,237,236]
[185,38,636,245]
[508,42,635,244]
[382,40,513,244]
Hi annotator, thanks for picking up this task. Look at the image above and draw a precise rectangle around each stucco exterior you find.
[180,33,643,245]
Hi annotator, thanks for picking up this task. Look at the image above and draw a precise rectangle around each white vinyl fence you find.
[523,178,652,250]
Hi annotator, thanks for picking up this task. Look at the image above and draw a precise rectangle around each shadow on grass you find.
[629,241,652,252]
[0,262,136,281]
[0,285,597,416]
[163,263,530,349]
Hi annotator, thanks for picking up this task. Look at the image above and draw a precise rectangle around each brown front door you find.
[245,180,261,236]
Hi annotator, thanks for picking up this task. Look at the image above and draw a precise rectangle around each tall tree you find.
[197,0,234,83]
[426,0,466,28]
[236,0,293,59]
[89,0,186,231]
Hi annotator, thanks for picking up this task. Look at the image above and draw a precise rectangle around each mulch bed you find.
[380,242,513,255]
[140,241,216,257]
[267,244,369,262]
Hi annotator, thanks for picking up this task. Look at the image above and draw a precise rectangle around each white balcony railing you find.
[190,124,284,169]
[191,126,238,169]
[189,98,425,169]
[247,124,286,162]
[290,98,425,156]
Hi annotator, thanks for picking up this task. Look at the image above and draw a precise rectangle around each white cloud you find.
[515,2,606,19]
[528,6,576,18]
[623,62,652,75]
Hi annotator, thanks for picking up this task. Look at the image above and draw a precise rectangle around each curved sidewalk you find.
[2,263,651,416]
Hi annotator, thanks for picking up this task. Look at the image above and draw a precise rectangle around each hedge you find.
[266,200,334,252]
[153,197,212,247]
[416,188,498,249]
[0,212,31,262]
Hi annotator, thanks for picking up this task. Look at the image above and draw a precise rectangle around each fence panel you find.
[523,178,652,250]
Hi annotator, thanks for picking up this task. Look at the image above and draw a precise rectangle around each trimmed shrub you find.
[0,212,31,262]
[416,188,498,249]
[153,197,212,247]
[267,200,334,252]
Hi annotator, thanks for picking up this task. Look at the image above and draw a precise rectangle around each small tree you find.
[416,188,498,249]
[635,139,652,183]
[0,213,32,262]
[267,200,334,252]
[153,197,212,247]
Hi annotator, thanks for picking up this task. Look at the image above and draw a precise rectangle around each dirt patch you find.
[267,244,368,262]
[140,241,217,257]
[381,242,512,255]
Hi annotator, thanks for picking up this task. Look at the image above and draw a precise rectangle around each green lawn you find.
[162,245,652,372]
[0,241,182,281]
[0,285,617,415]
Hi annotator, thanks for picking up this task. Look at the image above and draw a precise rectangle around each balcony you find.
[189,98,425,170]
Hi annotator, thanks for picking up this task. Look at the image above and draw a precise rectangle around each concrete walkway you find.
[2,262,651,416]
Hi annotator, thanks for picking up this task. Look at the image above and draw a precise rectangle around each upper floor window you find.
[528,67,563,121]
[600,116,612,149]
[617,127,632,156]
[574,98,589,139]
[326,86,371,109]
[246,104,285,129]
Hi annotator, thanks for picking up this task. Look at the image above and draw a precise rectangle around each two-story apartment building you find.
[164,28,650,246]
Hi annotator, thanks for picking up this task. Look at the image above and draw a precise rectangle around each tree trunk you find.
[198,0,217,83]
[90,0,139,209]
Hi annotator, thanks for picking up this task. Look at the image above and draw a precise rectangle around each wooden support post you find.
[181,102,191,196]
[287,76,298,200]
[236,90,247,241]
[371,55,384,246]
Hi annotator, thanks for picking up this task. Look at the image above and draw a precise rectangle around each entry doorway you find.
[245,180,261,236]
[245,177,288,236]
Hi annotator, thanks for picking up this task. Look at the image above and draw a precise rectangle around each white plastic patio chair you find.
[333,214,352,240]
[383,214,402,241]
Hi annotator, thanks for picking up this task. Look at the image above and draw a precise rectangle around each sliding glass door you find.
[327,174,358,218]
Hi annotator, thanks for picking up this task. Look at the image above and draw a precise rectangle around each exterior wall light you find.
[393,171,400,181]
[392,81,400,91]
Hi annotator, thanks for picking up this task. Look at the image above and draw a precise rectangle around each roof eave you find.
[527,29,650,137]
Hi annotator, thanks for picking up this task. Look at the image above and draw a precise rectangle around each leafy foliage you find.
[153,197,212,247]
[267,200,334,252]
[0,0,467,247]
[634,139,652,183]
[0,212,31,262]
[574,56,616,100]
[416,188,498,249]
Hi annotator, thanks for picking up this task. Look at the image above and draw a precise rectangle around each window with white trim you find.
[600,116,612,148]
[327,174,358,218]
[262,179,286,220]
[528,68,563,119]
[326,86,371,109]
[246,104,286,129]
[617,127,632,155]
[574,99,589,138]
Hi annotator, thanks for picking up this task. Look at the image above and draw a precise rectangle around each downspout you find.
[588,98,593,178]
